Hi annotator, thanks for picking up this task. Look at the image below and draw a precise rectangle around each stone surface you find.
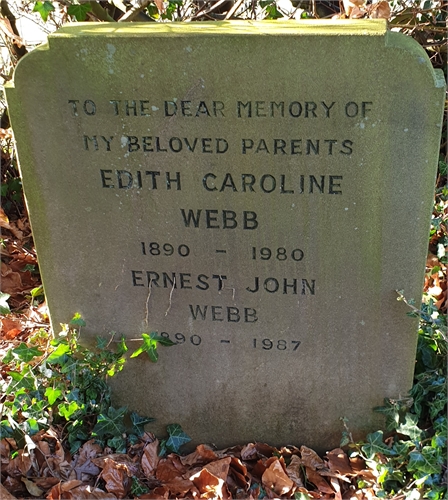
[6,20,445,451]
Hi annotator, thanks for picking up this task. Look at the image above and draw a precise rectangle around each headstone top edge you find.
[386,31,447,90]
[4,43,49,91]
[49,19,387,38]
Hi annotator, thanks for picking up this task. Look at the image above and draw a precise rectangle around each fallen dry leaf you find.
[77,439,103,464]
[190,458,231,499]
[251,458,267,481]
[305,467,334,494]
[2,476,23,497]
[426,253,440,268]
[300,445,325,470]
[29,302,50,322]
[0,208,22,239]
[156,457,185,481]
[241,442,258,461]
[1,263,23,296]
[154,0,166,13]
[0,483,17,500]
[4,328,23,340]
[168,452,188,472]
[47,480,84,499]
[67,485,117,499]
[369,0,390,19]
[166,478,196,496]
[0,127,13,140]
[330,476,343,500]
[342,0,365,16]
[141,439,160,477]
[261,458,294,496]
[326,448,354,476]
[0,317,23,337]
[229,456,249,489]
[428,285,443,297]
[350,5,365,18]
[29,476,60,490]
[21,477,44,497]
[286,454,305,488]
[204,456,232,481]
[35,440,51,471]
[349,456,377,482]
[0,206,10,226]
[0,17,24,46]
[1,439,11,465]
[91,453,135,469]
[6,449,33,476]
[241,441,276,461]
[99,458,133,498]
[181,443,218,466]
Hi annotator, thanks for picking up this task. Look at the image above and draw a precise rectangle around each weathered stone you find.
[6,20,445,451]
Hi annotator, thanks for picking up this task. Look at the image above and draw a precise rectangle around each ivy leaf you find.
[130,333,158,362]
[429,397,447,420]
[165,423,191,453]
[58,401,81,419]
[159,439,168,456]
[46,343,70,364]
[128,434,140,446]
[0,292,11,315]
[23,399,46,419]
[361,431,395,459]
[398,413,424,442]
[30,285,44,298]
[340,432,351,447]
[12,343,44,363]
[107,436,127,453]
[67,388,81,403]
[7,371,36,392]
[130,412,155,436]
[67,3,92,21]
[433,416,447,434]
[44,387,62,405]
[108,357,126,377]
[408,447,442,475]
[23,419,39,435]
[66,421,89,454]
[2,349,13,365]
[374,397,411,430]
[96,336,108,349]
[70,312,86,327]
[0,421,14,439]
[117,336,128,355]
[392,440,414,456]
[92,406,127,437]
[151,333,176,347]
[130,332,175,361]
[32,1,55,22]
[432,434,446,448]
[378,464,404,486]
[131,476,149,497]
[69,439,83,455]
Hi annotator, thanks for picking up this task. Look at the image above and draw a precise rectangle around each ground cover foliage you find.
[0,0,447,498]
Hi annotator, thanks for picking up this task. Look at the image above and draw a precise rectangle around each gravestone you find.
[6,20,445,451]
